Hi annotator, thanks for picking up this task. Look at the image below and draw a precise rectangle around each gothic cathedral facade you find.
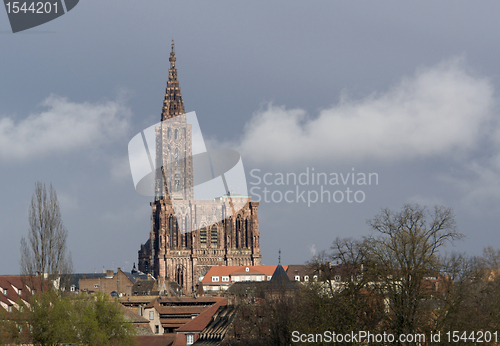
[138,42,262,293]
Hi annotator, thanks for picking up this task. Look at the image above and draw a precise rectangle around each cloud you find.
[110,155,133,182]
[0,94,131,160]
[237,58,494,166]
[440,157,500,214]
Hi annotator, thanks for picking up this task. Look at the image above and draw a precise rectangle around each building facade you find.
[139,42,261,294]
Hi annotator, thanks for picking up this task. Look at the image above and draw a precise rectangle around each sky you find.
[1,1,500,274]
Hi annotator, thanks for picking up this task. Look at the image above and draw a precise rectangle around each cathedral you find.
[138,42,262,293]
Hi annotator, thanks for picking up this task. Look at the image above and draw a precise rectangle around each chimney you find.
[106,270,114,278]
[102,266,105,274]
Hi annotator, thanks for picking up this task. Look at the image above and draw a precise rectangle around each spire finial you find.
[171,40,174,52]
[278,249,281,265]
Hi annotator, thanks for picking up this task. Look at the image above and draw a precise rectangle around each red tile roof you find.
[0,275,44,311]
[136,335,176,346]
[176,298,227,333]
[160,318,193,327]
[201,266,287,285]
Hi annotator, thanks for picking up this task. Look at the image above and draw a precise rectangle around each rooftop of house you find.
[195,304,238,345]
[176,298,227,333]
[201,265,288,285]
[136,335,176,346]
[0,275,45,310]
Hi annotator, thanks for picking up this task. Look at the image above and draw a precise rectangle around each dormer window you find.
[2,288,6,295]
[304,276,309,282]
[245,267,249,272]
[295,276,300,282]
[212,276,219,282]
[18,288,22,295]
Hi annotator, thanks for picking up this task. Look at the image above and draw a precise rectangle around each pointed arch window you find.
[211,227,218,247]
[200,228,207,244]
[175,149,179,166]
[236,217,241,248]
[174,174,180,192]
[175,129,179,139]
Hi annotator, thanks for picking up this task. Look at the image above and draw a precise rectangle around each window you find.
[8,306,12,313]
[334,275,341,282]
[175,129,179,139]
[155,325,159,334]
[200,229,207,244]
[304,276,309,282]
[70,285,75,292]
[2,288,6,295]
[149,311,154,320]
[313,275,318,281]
[94,285,99,289]
[267,276,272,281]
[295,276,300,282]
[222,276,229,282]
[187,334,194,345]
[18,288,22,295]
[174,149,179,166]
[212,276,219,282]
[211,227,218,247]
[174,173,180,192]
[245,267,249,272]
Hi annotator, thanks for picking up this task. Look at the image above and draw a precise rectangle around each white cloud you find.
[110,155,133,182]
[237,58,494,165]
[57,191,79,213]
[441,158,500,214]
[0,94,131,160]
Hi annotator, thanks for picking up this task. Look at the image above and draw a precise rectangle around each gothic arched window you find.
[167,128,171,139]
[236,217,241,248]
[174,149,179,166]
[211,227,218,247]
[200,228,207,244]
[175,129,179,139]
[174,174,180,192]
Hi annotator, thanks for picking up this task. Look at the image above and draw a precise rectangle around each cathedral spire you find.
[161,40,185,121]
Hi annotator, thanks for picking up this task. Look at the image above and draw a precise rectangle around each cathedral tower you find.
[138,42,262,294]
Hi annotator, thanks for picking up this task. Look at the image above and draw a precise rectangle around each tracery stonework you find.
[138,42,261,293]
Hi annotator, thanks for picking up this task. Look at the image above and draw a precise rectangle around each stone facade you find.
[139,42,261,294]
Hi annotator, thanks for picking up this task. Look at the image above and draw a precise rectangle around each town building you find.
[201,265,286,292]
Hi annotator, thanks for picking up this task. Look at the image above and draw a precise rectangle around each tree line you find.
[225,204,500,346]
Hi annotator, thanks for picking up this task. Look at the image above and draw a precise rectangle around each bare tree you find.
[20,182,73,293]
[366,204,463,344]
